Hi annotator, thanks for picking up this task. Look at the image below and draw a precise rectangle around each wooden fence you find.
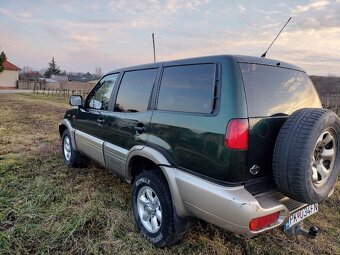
[18,81,95,91]
[321,94,340,115]
[32,87,90,100]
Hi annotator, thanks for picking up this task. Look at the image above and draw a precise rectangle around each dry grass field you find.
[0,93,339,254]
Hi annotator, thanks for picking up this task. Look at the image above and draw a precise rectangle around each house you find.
[0,60,21,88]
[68,72,97,82]
[50,74,69,82]
[38,77,59,83]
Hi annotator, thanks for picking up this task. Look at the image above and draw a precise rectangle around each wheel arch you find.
[59,124,67,137]
[59,119,78,151]
[126,146,170,181]
[126,146,187,216]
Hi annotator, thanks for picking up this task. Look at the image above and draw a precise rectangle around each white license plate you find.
[283,203,318,231]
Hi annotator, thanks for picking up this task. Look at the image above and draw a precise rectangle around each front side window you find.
[114,68,158,113]
[86,73,118,110]
[157,64,215,114]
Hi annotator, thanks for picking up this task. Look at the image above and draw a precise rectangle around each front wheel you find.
[61,129,87,168]
[132,170,179,247]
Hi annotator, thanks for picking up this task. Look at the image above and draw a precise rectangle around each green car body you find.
[59,54,322,239]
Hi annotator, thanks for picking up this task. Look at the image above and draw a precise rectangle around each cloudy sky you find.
[1,0,340,76]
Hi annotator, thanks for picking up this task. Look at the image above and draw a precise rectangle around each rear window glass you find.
[240,63,321,117]
[157,64,215,114]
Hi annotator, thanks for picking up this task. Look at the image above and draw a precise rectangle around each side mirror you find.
[69,95,83,107]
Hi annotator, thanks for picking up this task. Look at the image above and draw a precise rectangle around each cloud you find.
[290,0,340,30]
[262,22,280,29]
[18,11,33,20]
[70,35,101,44]
[0,7,34,23]
[238,4,246,13]
[105,0,211,28]
[0,7,11,16]
[292,0,330,14]
[60,3,73,13]
[1,0,340,75]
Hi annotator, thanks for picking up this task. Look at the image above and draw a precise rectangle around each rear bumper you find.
[165,167,306,236]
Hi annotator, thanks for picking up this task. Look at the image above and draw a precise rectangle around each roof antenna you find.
[261,17,291,58]
[152,33,156,63]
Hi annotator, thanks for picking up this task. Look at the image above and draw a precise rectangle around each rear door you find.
[103,68,159,175]
[239,63,322,194]
[73,73,118,165]
[147,63,237,183]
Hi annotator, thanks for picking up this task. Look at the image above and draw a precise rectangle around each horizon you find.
[1,0,340,76]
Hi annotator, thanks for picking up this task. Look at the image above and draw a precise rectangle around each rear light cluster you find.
[225,119,249,150]
[249,212,280,231]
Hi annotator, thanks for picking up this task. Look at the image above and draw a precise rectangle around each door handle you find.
[97,118,105,127]
[134,125,145,134]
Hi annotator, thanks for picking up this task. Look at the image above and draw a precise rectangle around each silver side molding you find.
[104,142,129,176]
[74,130,105,166]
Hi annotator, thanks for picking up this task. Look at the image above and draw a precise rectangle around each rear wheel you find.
[273,108,340,204]
[132,170,180,247]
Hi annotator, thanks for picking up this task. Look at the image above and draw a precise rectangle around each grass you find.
[0,93,339,254]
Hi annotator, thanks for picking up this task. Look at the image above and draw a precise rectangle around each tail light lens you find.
[249,212,280,231]
[225,119,249,150]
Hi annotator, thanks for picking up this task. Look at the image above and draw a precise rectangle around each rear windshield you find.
[239,63,321,117]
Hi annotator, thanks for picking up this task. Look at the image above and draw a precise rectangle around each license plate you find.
[283,203,318,231]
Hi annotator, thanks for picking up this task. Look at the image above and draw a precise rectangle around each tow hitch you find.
[285,222,319,239]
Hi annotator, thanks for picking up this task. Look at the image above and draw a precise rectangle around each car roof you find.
[234,55,304,72]
[106,54,305,75]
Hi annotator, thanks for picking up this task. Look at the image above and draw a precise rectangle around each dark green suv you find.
[59,55,340,246]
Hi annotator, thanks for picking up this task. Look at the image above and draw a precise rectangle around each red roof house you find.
[3,60,21,71]
[0,60,21,88]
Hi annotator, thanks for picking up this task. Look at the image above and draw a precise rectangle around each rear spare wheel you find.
[273,108,340,204]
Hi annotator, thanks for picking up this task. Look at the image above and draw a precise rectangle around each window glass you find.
[114,69,157,112]
[239,63,322,117]
[86,73,118,110]
[157,64,215,114]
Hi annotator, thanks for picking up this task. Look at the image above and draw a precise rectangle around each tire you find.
[132,170,179,247]
[61,129,88,168]
[273,108,340,204]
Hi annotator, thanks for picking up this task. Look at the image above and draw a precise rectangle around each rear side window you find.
[157,64,215,114]
[114,68,158,112]
[240,63,322,117]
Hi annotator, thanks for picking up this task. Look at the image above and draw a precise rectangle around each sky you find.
[1,0,340,76]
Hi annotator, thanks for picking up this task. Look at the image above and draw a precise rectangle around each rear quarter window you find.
[156,64,216,114]
[240,63,322,117]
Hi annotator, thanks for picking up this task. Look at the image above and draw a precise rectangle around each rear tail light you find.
[225,119,249,150]
[249,212,280,231]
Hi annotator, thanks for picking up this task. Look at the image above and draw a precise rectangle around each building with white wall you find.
[0,60,21,88]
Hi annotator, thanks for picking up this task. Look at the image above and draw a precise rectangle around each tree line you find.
[0,51,7,73]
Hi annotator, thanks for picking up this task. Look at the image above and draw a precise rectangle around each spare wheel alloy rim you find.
[137,186,162,233]
[311,129,337,187]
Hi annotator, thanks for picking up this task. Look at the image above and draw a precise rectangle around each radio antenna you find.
[261,17,291,58]
[152,33,156,62]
